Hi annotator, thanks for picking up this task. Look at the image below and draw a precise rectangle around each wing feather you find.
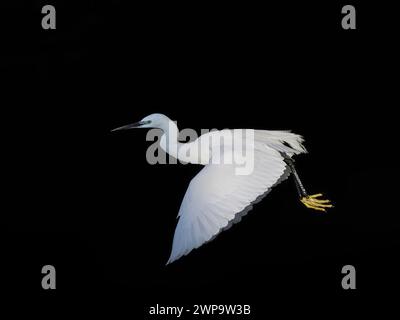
[167,145,288,264]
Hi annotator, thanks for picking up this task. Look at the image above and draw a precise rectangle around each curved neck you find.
[159,120,181,158]
[160,119,178,136]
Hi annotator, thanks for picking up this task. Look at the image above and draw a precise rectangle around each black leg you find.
[284,157,333,212]
[284,157,308,198]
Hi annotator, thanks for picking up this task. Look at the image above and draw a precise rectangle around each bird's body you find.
[112,113,332,264]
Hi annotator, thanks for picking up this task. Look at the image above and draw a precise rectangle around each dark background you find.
[3,1,399,317]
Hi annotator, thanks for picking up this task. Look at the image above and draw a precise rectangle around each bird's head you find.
[111,113,171,132]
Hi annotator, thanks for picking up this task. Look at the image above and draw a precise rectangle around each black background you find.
[3,1,399,317]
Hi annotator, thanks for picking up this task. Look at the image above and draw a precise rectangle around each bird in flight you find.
[112,113,332,264]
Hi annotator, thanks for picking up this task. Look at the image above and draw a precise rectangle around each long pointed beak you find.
[111,120,150,132]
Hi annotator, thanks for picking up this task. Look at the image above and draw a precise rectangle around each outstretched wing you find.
[167,146,288,264]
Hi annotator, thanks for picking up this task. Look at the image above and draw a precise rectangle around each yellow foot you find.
[301,193,333,212]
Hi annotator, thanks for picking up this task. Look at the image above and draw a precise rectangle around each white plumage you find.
[166,130,306,264]
[112,113,308,264]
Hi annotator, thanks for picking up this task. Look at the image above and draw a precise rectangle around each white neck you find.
[159,119,182,159]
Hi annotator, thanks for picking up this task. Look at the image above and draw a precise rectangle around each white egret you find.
[112,113,332,264]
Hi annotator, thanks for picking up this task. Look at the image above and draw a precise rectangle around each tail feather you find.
[254,130,307,155]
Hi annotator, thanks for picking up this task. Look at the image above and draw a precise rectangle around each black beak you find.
[111,120,151,132]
